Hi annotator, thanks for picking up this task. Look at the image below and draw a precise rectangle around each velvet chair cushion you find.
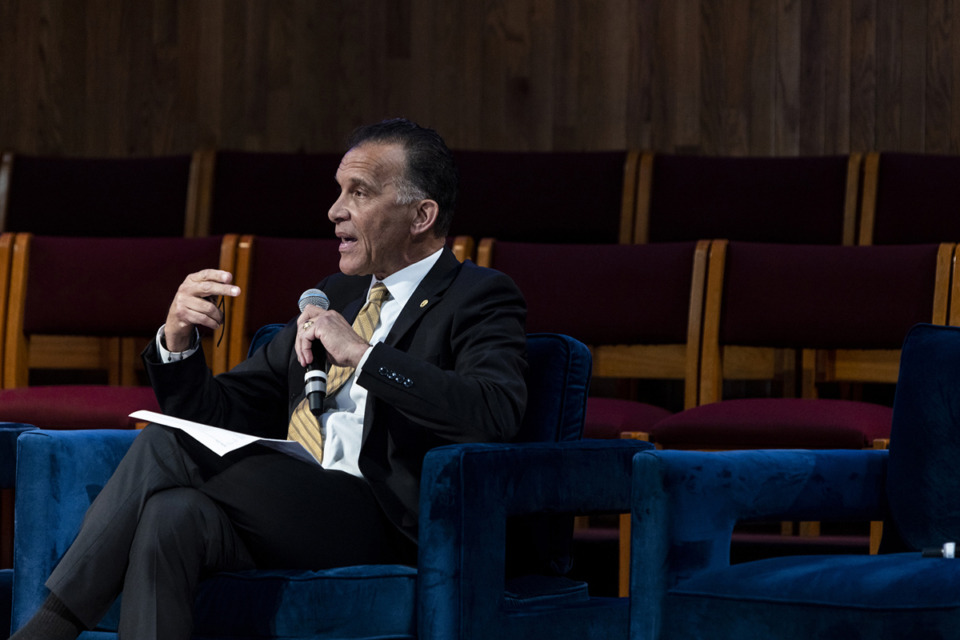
[584,397,672,439]
[648,398,892,449]
[0,387,159,429]
[887,323,960,550]
[661,553,960,639]
[192,566,418,639]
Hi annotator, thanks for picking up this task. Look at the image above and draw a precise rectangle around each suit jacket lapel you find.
[385,248,461,346]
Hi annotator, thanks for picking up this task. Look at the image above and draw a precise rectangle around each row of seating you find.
[0,234,952,580]
[5,149,960,245]
[2,233,949,432]
[477,238,953,443]
[477,238,955,586]
[6,323,960,638]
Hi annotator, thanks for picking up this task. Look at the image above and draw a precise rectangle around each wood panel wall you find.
[2,0,960,156]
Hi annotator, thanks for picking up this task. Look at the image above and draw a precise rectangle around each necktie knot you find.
[368,282,389,306]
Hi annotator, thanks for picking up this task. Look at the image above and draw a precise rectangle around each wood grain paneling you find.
[5,1,960,156]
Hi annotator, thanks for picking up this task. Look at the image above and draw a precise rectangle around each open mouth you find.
[338,234,358,250]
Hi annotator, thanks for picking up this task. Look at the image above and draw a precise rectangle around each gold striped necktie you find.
[287,282,390,462]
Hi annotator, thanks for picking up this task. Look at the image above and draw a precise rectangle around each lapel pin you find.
[420,299,429,308]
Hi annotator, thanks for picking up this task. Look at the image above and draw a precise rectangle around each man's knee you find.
[133,489,220,555]
[130,488,251,572]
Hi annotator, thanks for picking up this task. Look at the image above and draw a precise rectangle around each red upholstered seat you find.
[649,398,893,450]
[0,386,160,430]
[584,398,673,440]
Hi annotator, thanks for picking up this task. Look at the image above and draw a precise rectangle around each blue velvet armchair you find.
[630,323,960,639]
[12,333,654,639]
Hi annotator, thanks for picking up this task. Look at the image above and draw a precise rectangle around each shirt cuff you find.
[355,345,374,374]
[156,325,201,363]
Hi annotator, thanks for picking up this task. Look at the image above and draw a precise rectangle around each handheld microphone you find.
[299,288,330,416]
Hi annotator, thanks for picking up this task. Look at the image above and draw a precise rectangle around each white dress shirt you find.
[156,247,444,477]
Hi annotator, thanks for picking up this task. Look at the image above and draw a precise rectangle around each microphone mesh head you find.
[298,288,330,312]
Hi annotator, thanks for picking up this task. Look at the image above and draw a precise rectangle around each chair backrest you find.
[3,234,237,388]
[478,239,709,410]
[0,151,201,236]
[635,153,862,245]
[192,150,343,237]
[228,235,343,369]
[450,150,638,244]
[515,333,592,443]
[699,240,954,404]
[859,151,960,245]
[886,323,960,551]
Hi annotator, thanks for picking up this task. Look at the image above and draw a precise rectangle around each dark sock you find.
[9,592,84,640]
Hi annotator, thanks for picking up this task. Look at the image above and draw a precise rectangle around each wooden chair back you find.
[635,153,862,245]
[3,234,237,388]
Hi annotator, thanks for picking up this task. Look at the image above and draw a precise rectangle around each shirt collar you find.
[370,247,444,309]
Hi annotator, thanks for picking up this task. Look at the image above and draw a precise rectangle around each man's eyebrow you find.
[342,176,382,193]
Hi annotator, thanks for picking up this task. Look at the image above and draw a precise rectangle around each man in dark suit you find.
[11,119,528,640]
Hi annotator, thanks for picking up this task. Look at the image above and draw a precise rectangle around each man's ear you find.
[410,199,440,236]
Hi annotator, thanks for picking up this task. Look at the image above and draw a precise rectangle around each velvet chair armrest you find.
[417,439,652,640]
[12,429,138,630]
[630,448,889,639]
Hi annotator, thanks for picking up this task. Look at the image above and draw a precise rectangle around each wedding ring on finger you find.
[302,320,314,332]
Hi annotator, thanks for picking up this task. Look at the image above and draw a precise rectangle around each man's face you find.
[328,142,418,279]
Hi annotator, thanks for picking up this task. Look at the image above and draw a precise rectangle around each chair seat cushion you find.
[189,566,418,639]
[663,553,960,638]
[648,398,892,449]
[584,398,673,439]
[0,386,159,429]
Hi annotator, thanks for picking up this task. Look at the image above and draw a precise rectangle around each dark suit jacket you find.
[143,248,528,544]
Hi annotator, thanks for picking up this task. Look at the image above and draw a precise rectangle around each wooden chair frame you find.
[477,237,709,411]
[699,240,954,407]
[2,233,237,389]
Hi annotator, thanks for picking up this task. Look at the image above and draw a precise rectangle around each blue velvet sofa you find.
[12,333,654,639]
[629,323,960,639]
